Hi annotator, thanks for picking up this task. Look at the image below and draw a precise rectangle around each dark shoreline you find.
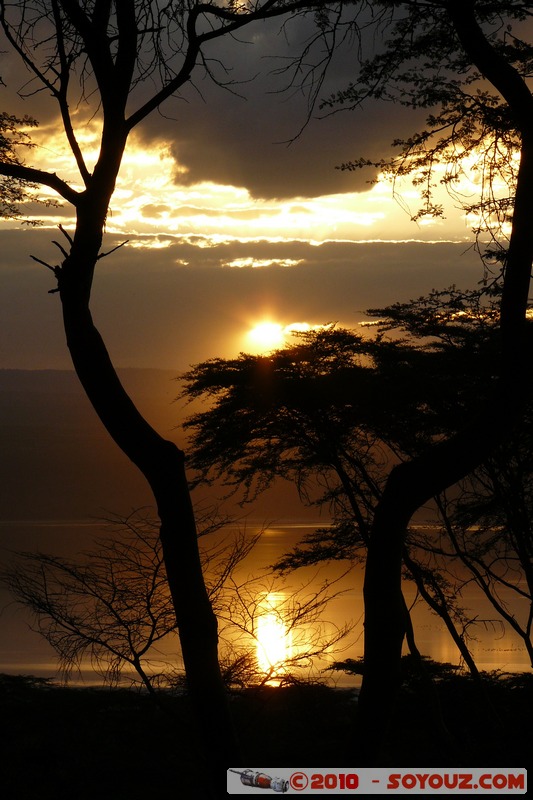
[2,669,530,799]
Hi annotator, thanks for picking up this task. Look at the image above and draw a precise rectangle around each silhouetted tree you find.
[329,1,533,759]
[2,508,351,695]
[0,110,49,221]
[369,288,533,669]
[0,1,334,787]
[178,288,506,675]
[216,567,353,687]
[181,278,533,751]
[2,512,179,696]
[3,0,533,771]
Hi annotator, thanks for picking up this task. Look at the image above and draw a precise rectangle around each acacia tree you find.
[0,111,44,220]
[0,0,337,785]
[2,512,180,696]
[180,0,533,758]
[178,288,507,681]
[331,0,533,759]
[2,509,351,695]
[3,0,533,771]
[366,290,533,668]
[181,270,533,755]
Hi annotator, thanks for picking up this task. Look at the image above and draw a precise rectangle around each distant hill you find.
[0,368,313,522]
[0,369,182,520]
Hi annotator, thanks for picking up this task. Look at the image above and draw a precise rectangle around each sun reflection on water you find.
[255,593,292,682]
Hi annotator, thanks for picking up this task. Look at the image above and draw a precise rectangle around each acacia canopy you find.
[182,289,500,502]
[182,286,533,677]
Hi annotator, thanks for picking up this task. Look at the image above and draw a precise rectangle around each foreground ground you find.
[1,668,530,798]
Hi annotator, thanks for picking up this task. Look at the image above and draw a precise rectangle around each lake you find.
[0,519,530,686]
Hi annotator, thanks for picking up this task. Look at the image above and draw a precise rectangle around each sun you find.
[247,322,285,351]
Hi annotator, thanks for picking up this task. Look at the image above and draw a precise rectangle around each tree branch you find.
[447,0,533,133]
[0,161,80,206]
[0,2,60,98]
[58,0,116,107]
[114,0,138,105]
[51,0,92,186]
[126,0,323,130]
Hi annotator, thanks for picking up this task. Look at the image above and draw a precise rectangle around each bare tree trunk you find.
[58,205,237,796]
[358,1,533,762]
[358,429,504,762]
[359,184,533,766]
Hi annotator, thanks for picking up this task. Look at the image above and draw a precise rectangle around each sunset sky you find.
[1,3,531,686]
[0,10,489,373]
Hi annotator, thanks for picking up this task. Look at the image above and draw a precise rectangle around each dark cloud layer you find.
[133,16,426,200]
[2,11,426,202]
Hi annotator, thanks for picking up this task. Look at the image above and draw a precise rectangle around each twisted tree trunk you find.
[358,1,533,754]
[57,188,236,796]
